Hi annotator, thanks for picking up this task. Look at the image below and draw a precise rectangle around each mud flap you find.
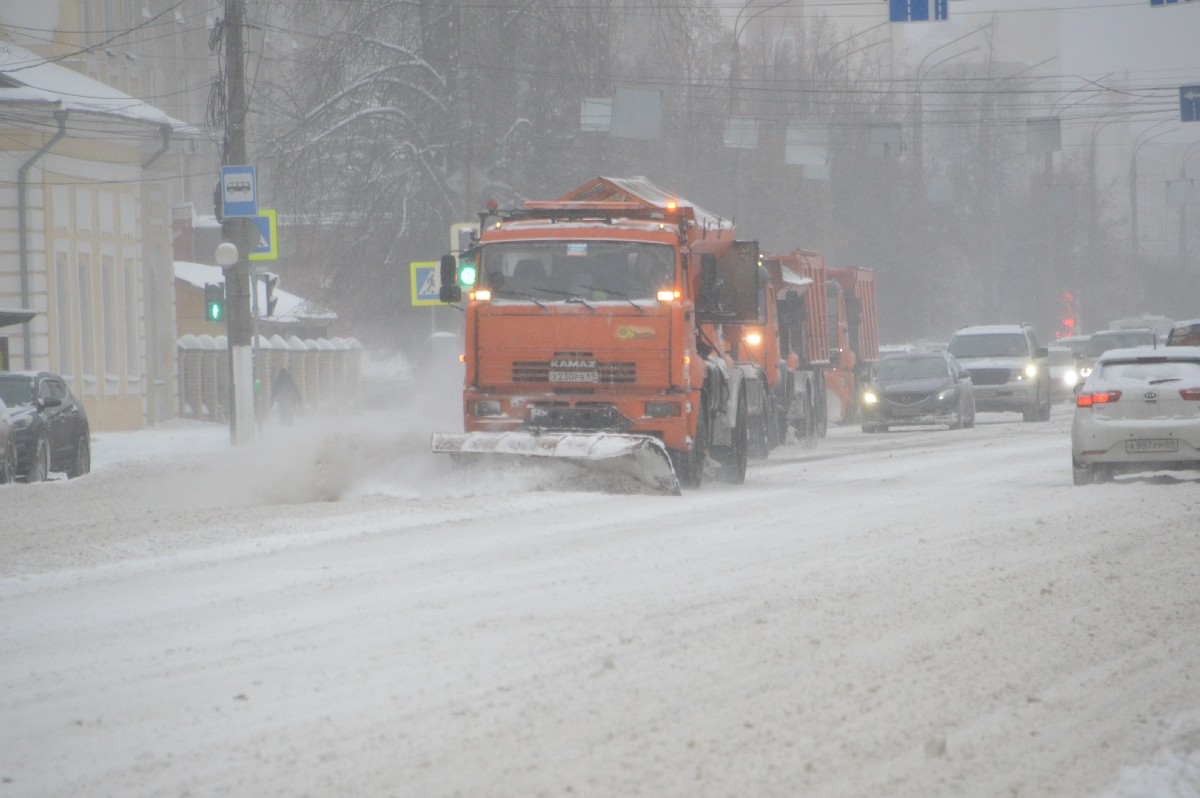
[432,431,681,496]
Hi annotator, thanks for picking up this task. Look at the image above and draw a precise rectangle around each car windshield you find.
[874,356,950,381]
[477,241,675,301]
[1047,348,1074,367]
[948,333,1027,358]
[0,376,35,407]
[1085,331,1154,357]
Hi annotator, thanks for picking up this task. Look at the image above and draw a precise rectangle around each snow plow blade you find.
[431,431,681,496]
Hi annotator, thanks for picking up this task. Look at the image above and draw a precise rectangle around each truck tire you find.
[673,392,708,489]
[748,394,770,460]
[715,391,748,484]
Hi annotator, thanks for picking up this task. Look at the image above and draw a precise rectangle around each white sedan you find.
[1071,346,1200,484]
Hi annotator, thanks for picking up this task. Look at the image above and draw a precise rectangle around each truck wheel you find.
[748,408,769,460]
[715,392,748,484]
[673,393,708,489]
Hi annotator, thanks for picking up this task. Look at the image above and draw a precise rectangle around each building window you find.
[120,193,136,238]
[75,188,92,233]
[99,190,115,236]
[55,253,74,374]
[124,260,139,375]
[78,255,95,377]
[102,255,119,380]
[52,186,69,232]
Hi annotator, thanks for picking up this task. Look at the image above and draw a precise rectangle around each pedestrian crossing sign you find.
[411,261,441,306]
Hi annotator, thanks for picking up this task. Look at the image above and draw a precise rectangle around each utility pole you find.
[222,0,255,445]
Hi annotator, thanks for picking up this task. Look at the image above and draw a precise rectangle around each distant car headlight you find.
[861,390,879,405]
[1079,366,1093,378]
[937,388,958,402]
[1062,371,1078,387]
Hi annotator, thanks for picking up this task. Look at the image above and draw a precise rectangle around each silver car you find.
[1071,346,1200,484]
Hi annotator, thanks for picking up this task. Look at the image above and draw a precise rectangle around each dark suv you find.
[947,324,1051,422]
[0,371,91,481]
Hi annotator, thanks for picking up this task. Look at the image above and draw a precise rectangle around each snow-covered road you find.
[2,404,1199,797]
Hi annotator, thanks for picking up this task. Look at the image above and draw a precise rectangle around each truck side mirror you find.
[438,253,462,303]
[1035,346,1048,359]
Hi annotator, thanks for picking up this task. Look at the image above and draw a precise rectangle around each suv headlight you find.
[1023,363,1038,378]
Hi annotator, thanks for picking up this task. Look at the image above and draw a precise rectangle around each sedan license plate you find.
[549,370,599,383]
[1125,438,1178,453]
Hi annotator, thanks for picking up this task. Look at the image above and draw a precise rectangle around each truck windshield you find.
[479,242,674,301]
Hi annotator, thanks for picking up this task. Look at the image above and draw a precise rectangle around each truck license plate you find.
[1125,439,1178,453]
[549,370,599,383]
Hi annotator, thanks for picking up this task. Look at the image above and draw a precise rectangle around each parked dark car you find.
[860,352,976,432]
[0,398,16,484]
[0,371,90,481]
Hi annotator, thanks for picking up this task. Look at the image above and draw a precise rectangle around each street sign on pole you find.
[411,261,442,307]
[220,164,258,217]
[249,209,278,261]
[1151,0,1195,6]
[1181,86,1200,122]
[890,0,948,21]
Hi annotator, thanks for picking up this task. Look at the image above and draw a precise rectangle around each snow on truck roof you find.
[558,176,732,230]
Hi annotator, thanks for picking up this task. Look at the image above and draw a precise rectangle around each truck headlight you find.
[861,390,879,405]
[644,401,681,418]
[473,400,502,417]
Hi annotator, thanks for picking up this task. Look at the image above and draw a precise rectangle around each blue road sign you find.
[1182,86,1200,122]
[249,209,277,261]
[221,164,258,217]
[890,0,948,21]
[1151,0,1194,6]
[411,262,441,307]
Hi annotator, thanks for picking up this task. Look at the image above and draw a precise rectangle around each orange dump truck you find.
[431,177,762,494]
[824,267,879,424]
[723,249,832,457]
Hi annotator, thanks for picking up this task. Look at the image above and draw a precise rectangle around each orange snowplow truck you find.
[824,267,879,424]
[431,177,761,494]
[722,249,832,458]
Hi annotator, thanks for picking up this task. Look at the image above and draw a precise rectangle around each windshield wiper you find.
[579,284,646,315]
[491,289,548,310]
[1148,377,1181,385]
[563,296,596,312]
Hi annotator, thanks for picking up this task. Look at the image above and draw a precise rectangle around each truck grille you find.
[513,351,637,383]
[967,368,1012,386]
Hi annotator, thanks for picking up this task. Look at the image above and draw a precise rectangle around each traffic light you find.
[457,253,478,287]
[261,273,278,317]
[204,282,225,322]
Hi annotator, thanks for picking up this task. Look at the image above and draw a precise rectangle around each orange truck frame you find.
[431,177,762,493]
[825,267,879,424]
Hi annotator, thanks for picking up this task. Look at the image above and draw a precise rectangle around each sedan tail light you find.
[1181,388,1200,401]
[1076,390,1122,408]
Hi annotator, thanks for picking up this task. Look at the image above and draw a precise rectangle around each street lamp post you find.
[1178,139,1200,275]
[910,23,990,183]
[1129,122,1178,270]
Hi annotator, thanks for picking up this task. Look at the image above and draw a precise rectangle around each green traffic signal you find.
[204,283,225,322]
[458,258,478,287]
